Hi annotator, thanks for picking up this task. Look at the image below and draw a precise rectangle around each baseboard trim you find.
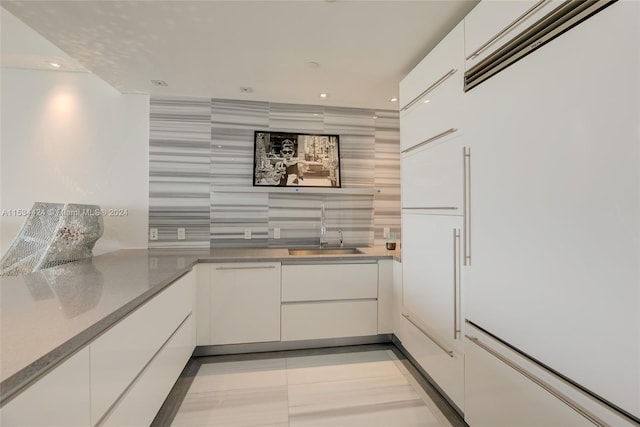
[193,334,393,356]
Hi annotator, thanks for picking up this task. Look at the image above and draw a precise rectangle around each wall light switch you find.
[177,228,186,240]
[274,228,281,239]
[149,228,158,241]
[244,228,251,239]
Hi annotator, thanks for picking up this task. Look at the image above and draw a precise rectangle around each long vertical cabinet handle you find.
[453,229,462,339]
[463,147,472,265]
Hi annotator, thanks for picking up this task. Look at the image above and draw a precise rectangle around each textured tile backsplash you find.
[149,97,399,248]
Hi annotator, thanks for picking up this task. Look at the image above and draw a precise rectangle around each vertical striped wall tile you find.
[149,97,211,248]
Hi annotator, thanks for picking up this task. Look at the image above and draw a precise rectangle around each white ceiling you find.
[1,0,478,110]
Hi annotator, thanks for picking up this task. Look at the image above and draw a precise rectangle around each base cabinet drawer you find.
[281,300,378,341]
[90,271,194,425]
[402,317,464,412]
[464,325,637,427]
[102,315,194,427]
[282,263,378,302]
[0,347,91,427]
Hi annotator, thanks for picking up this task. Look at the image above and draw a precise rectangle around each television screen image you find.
[253,131,341,188]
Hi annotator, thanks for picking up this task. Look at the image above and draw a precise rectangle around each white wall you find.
[0,68,150,254]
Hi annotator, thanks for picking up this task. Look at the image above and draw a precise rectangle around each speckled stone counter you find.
[0,246,400,404]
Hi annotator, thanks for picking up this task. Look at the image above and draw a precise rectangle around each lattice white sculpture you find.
[0,202,104,276]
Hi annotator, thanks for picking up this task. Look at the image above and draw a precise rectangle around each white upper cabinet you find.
[401,133,465,211]
[464,0,563,69]
[400,22,464,152]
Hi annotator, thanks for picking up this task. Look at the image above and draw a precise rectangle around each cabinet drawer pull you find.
[402,313,454,358]
[402,207,458,211]
[465,0,549,60]
[463,147,471,265]
[401,128,458,154]
[465,335,608,427]
[215,266,276,271]
[401,69,457,111]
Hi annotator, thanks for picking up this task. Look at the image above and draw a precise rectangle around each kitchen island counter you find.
[0,246,399,405]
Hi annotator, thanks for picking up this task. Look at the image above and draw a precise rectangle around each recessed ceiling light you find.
[320,93,328,98]
[423,99,430,104]
[372,115,378,119]
[151,79,168,87]
[240,87,253,93]
[217,145,223,148]
[390,97,398,102]
[49,62,61,68]
[313,113,320,116]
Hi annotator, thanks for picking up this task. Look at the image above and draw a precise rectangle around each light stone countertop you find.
[0,246,400,405]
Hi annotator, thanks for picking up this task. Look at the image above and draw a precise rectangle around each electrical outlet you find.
[384,227,390,239]
[149,257,158,269]
[177,228,186,240]
[149,228,158,241]
[244,228,251,239]
[274,228,281,239]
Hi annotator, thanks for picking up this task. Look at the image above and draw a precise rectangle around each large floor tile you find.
[286,350,404,385]
[172,386,289,427]
[289,399,442,427]
[188,359,287,393]
[288,374,426,415]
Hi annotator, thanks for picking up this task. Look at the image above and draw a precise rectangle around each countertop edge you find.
[0,266,196,407]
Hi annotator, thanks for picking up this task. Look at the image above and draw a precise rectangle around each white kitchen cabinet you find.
[281,261,379,342]
[400,21,464,114]
[0,347,91,427]
[195,262,211,345]
[90,271,194,425]
[281,262,378,302]
[400,22,464,153]
[392,259,404,342]
[281,300,378,341]
[401,133,466,211]
[464,0,640,419]
[464,324,637,427]
[401,213,464,410]
[209,262,281,345]
[464,0,563,71]
[376,259,394,334]
[102,315,194,427]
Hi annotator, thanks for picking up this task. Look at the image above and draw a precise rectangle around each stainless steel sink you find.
[288,248,364,256]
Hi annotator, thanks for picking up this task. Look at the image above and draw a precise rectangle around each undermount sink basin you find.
[288,248,364,256]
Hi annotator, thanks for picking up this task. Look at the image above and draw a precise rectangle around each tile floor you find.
[168,348,454,427]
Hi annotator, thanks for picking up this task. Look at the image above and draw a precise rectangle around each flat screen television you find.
[252,131,341,188]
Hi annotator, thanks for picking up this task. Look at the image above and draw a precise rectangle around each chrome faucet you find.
[338,228,344,247]
[320,204,328,248]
